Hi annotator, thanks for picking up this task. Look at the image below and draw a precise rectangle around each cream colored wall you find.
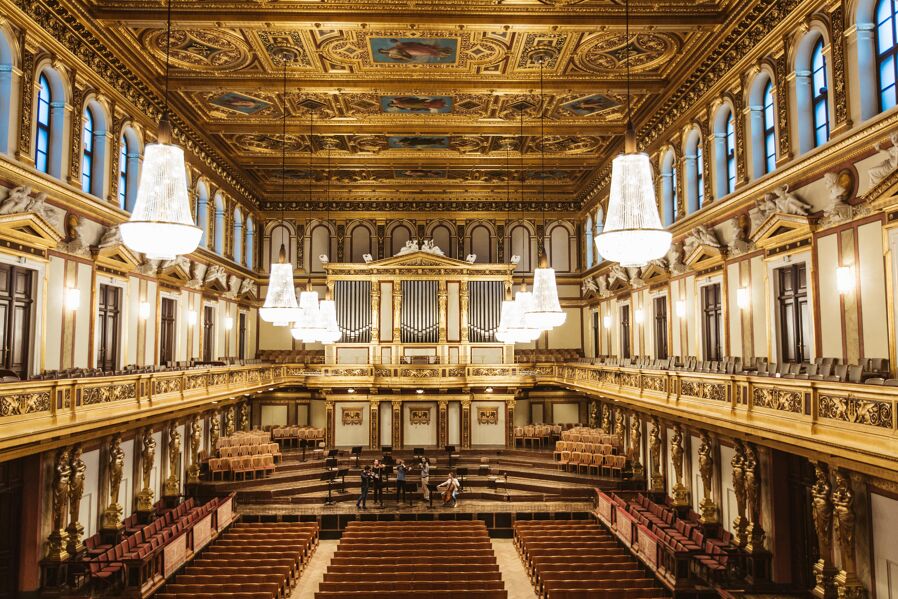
[514,399,530,426]
[859,221,889,360]
[334,401,369,447]
[689,434,702,514]
[258,318,292,350]
[719,443,736,535]
[380,404,392,447]
[403,402,437,446]
[448,401,460,446]
[79,448,100,537]
[44,256,65,372]
[552,402,579,425]
[546,306,581,348]
[872,492,898,599]
[818,234,844,359]
[471,400,505,446]
[309,400,326,429]
[261,405,288,428]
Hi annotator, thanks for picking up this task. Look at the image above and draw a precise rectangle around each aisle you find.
[289,539,338,599]
[492,538,538,599]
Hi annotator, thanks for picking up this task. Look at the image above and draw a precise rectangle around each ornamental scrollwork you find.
[642,375,666,393]
[82,383,136,406]
[0,391,51,416]
[186,374,207,390]
[818,394,893,429]
[400,368,439,378]
[751,386,803,413]
[153,378,181,395]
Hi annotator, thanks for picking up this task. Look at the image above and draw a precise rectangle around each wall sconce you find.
[187,310,197,326]
[416,389,424,394]
[675,300,686,318]
[736,287,750,310]
[347,388,355,394]
[139,301,151,320]
[65,287,81,311]
[485,386,494,393]
[603,314,612,329]
[836,266,855,294]
[224,316,234,331]
[634,308,644,324]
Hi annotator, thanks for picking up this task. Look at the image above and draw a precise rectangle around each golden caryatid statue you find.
[164,422,181,498]
[102,433,125,530]
[697,431,718,524]
[628,412,643,478]
[239,402,248,431]
[588,401,597,428]
[225,407,235,436]
[613,408,625,447]
[832,469,866,598]
[46,447,71,561]
[65,444,86,555]
[648,417,663,492]
[600,404,610,434]
[137,429,156,512]
[209,410,221,453]
[743,444,765,552]
[810,461,838,599]
[670,426,689,507]
[731,440,748,547]
[187,416,201,484]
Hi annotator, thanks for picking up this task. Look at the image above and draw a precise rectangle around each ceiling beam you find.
[241,156,601,166]
[205,123,624,135]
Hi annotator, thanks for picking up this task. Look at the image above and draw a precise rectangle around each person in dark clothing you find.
[357,465,371,509]
[371,459,384,505]
[395,459,409,504]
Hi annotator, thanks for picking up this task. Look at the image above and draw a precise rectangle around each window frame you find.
[762,80,777,173]
[81,107,94,194]
[34,73,51,174]
[118,133,129,210]
[696,144,704,206]
[811,37,831,147]
[725,110,736,194]
[876,0,898,111]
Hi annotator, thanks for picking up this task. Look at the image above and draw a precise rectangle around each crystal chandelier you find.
[504,284,543,342]
[594,0,671,268]
[317,292,342,344]
[524,61,566,330]
[121,0,201,260]
[259,55,300,326]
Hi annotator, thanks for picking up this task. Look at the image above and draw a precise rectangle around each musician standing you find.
[356,465,371,510]
[371,459,384,505]
[437,471,461,508]
[420,458,431,502]
[395,459,409,505]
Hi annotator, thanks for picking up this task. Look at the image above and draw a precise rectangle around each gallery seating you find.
[315,521,507,599]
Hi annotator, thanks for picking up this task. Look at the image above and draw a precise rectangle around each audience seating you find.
[271,426,326,448]
[513,424,560,448]
[315,521,506,599]
[514,520,669,598]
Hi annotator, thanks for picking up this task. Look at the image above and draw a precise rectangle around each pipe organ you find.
[323,250,516,364]
[334,281,372,343]
[467,281,503,343]
[400,281,439,343]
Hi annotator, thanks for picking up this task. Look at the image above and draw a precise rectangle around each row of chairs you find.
[158,521,320,599]
[271,426,325,444]
[513,425,561,449]
[554,441,617,459]
[515,348,584,363]
[208,455,277,481]
[558,452,627,478]
[258,349,325,364]
[217,432,272,447]
[561,428,620,446]
[218,443,282,460]
[514,520,670,598]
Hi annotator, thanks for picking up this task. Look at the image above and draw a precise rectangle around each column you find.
[369,398,380,449]
[628,411,644,479]
[438,399,448,448]
[392,283,401,342]
[136,428,157,515]
[810,461,838,599]
[371,284,380,345]
[459,283,469,344]
[733,84,748,187]
[505,397,516,449]
[461,396,471,449]
[325,398,335,448]
[162,424,181,503]
[774,53,793,165]
[732,440,749,547]
[829,5,853,133]
[391,399,402,449]
[102,433,126,530]
[670,425,690,507]
[698,431,719,525]
[46,448,71,561]
[15,42,35,165]
[66,80,83,187]
[186,416,201,485]
[832,469,866,598]
[648,417,664,492]
[438,280,448,343]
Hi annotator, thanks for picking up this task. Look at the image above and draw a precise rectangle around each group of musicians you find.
[356,456,461,509]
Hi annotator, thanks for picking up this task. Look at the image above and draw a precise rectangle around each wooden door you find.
[97,284,121,371]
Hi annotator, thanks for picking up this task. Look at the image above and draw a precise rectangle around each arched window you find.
[429,223,453,258]
[467,223,492,261]
[683,128,703,214]
[81,106,94,193]
[713,104,737,199]
[233,208,243,265]
[547,222,572,272]
[35,73,51,174]
[118,126,141,211]
[584,215,594,268]
[213,193,225,255]
[660,149,677,225]
[196,182,209,246]
[762,81,776,173]
[508,224,533,272]
[811,38,830,146]
[0,28,17,156]
[347,223,373,262]
[118,133,128,209]
[877,0,898,110]
[245,216,254,268]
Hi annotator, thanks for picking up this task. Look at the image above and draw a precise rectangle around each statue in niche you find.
[670,426,689,506]
[588,401,598,428]
[628,413,643,477]
[648,418,663,491]
[869,132,898,187]
[209,411,221,452]
[187,417,201,484]
[164,422,181,497]
[769,185,811,215]
[731,440,748,545]
[66,444,86,554]
[600,404,611,434]
[225,407,235,436]
[697,432,717,523]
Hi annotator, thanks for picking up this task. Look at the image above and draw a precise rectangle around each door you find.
[620,305,631,359]
[159,297,176,365]
[97,284,121,371]
[238,312,247,360]
[592,311,600,357]
[777,264,810,363]
[701,283,722,361]
[0,265,34,378]
[202,306,215,362]
[654,296,668,359]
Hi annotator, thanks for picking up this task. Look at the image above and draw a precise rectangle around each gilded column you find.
[732,440,749,547]
[505,397,516,449]
[744,443,766,553]
[733,81,748,187]
[371,284,380,345]
[829,5,852,134]
[460,283,469,344]
[614,407,625,448]
[187,416,201,484]
[101,433,126,530]
[832,469,866,599]
[46,448,71,561]
[163,423,181,500]
[67,76,83,188]
[438,280,448,343]
[698,431,718,524]
[391,399,402,449]
[700,123,713,207]
[810,462,838,599]
[629,412,644,478]
[600,403,611,434]
[392,283,402,342]
[774,51,793,165]
[136,429,156,513]
[369,398,380,449]
[325,397,335,448]
[66,444,86,555]
[225,406,235,436]
[438,399,449,448]
[461,396,472,449]
[239,402,249,431]
[209,411,221,454]
[648,417,663,492]
[16,40,35,165]
[670,426,690,507]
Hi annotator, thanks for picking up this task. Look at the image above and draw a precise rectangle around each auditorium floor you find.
[287,538,539,598]
[240,499,593,516]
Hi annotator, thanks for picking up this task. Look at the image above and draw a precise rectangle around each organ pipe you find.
[468,281,503,342]
[335,280,372,342]
[400,280,439,343]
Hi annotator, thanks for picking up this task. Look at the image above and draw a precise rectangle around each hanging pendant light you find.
[506,282,542,342]
[260,53,300,326]
[121,0,201,260]
[594,0,671,268]
[525,60,566,330]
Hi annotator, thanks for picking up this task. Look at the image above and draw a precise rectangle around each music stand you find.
[401,481,416,507]
[336,468,349,492]
[413,447,425,460]
[299,438,308,462]
[456,467,469,489]
[427,482,439,509]
[327,449,339,459]
[382,454,395,468]
[350,446,362,467]
[325,457,338,471]
[445,445,457,468]
[381,445,393,457]
[320,470,337,505]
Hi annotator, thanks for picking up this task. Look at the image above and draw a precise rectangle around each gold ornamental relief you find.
[572,32,679,74]
[409,408,431,426]
[140,28,253,72]
[341,408,363,426]
[477,407,500,425]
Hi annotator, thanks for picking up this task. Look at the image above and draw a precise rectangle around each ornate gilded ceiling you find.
[77,0,746,210]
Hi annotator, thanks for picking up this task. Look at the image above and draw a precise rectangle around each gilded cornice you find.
[12,0,261,208]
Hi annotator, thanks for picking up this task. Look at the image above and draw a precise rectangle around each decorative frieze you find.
[818,394,893,429]
[752,386,802,413]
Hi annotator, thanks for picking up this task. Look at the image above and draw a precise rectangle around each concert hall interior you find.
[2,0,898,597]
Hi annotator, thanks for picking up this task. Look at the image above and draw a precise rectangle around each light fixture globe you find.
[317,296,342,344]
[594,152,671,268]
[524,256,566,330]
[259,261,301,326]
[507,288,543,342]
[121,140,202,260]
[291,289,326,342]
